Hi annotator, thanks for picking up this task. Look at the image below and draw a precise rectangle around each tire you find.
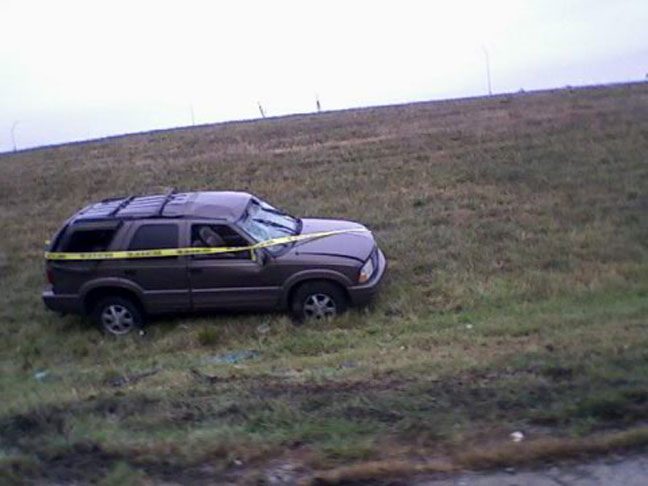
[92,296,143,336]
[291,281,348,322]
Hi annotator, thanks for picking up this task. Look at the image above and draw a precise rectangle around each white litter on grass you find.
[465,324,473,329]
[257,323,271,334]
[34,370,49,381]
[510,431,525,442]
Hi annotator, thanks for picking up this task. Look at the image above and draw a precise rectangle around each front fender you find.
[280,269,353,307]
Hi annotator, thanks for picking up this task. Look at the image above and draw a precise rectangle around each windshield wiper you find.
[253,218,294,234]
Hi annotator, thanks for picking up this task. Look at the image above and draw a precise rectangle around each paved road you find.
[416,455,648,486]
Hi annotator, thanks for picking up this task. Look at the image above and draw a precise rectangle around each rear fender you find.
[80,278,146,313]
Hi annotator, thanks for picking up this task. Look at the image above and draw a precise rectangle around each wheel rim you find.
[101,304,135,335]
[303,293,337,320]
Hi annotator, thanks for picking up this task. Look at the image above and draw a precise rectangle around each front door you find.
[187,223,281,310]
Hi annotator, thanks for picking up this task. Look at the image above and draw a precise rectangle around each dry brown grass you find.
[454,427,648,469]
[308,459,455,486]
[309,427,648,485]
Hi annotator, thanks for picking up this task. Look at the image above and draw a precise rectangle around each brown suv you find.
[43,190,387,335]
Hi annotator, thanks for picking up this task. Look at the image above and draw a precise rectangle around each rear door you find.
[187,222,281,310]
[114,220,191,313]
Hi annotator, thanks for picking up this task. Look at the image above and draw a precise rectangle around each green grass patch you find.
[1,83,648,483]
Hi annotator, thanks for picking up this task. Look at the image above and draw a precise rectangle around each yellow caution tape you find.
[44,229,369,261]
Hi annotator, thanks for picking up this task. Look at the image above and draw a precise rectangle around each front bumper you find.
[347,248,387,306]
[42,289,83,315]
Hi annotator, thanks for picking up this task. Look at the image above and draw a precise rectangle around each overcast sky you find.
[1,0,646,153]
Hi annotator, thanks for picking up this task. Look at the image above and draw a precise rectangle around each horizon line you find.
[2,79,646,158]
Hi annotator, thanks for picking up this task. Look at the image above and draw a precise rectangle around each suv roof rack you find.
[156,188,176,216]
[109,195,137,217]
[71,190,251,224]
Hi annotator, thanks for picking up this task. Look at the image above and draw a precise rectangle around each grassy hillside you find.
[1,83,648,485]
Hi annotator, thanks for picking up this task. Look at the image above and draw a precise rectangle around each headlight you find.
[358,257,375,283]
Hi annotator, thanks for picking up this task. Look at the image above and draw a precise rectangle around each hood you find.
[285,218,375,262]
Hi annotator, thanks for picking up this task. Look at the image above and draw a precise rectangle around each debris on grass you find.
[203,349,259,364]
[510,431,525,442]
[109,368,160,388]
[257,323,271,334]
[33,370,50,382]
[189,368,221,384]
[340,362,358,369]
[260,461,299,486]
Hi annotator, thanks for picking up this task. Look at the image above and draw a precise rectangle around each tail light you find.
[46,265,55,285]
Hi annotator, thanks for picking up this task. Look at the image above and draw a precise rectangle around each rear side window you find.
[128,224,178,250]
[64,229,116,252]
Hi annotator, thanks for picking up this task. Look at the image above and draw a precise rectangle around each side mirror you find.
[255,250,269,266]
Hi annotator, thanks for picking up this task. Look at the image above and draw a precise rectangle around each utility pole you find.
[482,46,492,96]
[316,94,321,113]
[11,121,19,152]
[257,101,266,119]
[190,104,195,126]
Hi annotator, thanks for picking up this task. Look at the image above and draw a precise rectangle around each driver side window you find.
[191,224,251,260]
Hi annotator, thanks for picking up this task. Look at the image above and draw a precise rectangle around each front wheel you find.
[291,281,348,322]
[93,296,142,336]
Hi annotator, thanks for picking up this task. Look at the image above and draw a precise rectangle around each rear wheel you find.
[93,296,142,336]
[291,281,347,322]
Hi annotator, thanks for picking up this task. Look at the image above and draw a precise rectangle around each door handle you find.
[190,268,202,274]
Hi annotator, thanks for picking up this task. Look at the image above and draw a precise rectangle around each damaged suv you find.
[43,190,387,335]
